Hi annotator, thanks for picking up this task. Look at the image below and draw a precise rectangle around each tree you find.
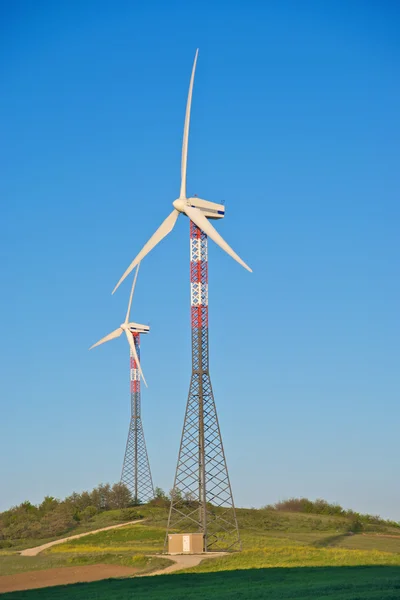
[149,487,169,507]
[39,496,59,514]
[109,483,132,509]
[154,487,168,500]
[65,491,93,512]
[90,484,112,510]
[79,491,93,510]
[40,505,75,537]
[169,487,183,506]
[80,506,98,522]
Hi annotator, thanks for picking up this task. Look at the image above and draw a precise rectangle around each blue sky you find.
[1,1,399,520]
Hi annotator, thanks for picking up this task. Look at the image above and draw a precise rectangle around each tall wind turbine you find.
[112,49,251,296]
[113,50,251,551]
[90,265,154,504]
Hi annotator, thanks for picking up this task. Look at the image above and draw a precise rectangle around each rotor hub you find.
[173,198,187,212]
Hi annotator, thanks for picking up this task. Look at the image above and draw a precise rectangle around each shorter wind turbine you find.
[90,264,148,386]
[90,263,154,503]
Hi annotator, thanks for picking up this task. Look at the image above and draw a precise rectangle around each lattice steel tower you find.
[90,264,154,505]
[121,332,154,504]
[165,221,241,551]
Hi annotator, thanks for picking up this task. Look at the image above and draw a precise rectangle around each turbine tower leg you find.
[121,333,154,504]
[165,221,241,552]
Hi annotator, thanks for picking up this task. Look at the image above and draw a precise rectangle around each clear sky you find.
[1,1,399,520]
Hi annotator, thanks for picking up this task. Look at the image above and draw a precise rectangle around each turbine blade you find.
[89,327,123,350]
[183,205,252,273]
[124,329,148,388]
[112,209,180,294]
[125,263,140,324]
[180,49,199,200]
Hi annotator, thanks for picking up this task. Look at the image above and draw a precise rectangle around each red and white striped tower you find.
[165,221,241,551]
[121,332,154,504]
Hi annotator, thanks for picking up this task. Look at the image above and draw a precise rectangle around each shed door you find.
[182,535,190,552]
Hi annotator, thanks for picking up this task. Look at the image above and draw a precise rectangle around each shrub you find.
[80,506,98,522]
[119,508,144,521]
[266,497,399,529]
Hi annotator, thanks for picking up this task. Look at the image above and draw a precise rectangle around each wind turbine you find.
[111,50,250,550]
[90,264,154,503]
[112,48,251,295]
[91,264,148,387]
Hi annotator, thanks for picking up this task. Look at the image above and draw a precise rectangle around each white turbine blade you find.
[89,327,123,350]
[183,205,252,273]
[112,209,180,294]
[124,263,140,324]
[180,49,199,200]
[124,329,148,388]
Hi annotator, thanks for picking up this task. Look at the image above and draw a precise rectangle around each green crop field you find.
[2,566,400,599]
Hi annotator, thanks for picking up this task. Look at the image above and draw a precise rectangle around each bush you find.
[80,506,98,522]
[119,508,144,521]
[348,518,363,533]
[267,497,399,529]
[0,482,134,543]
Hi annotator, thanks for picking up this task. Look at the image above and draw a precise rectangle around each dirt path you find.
[145,552,226,575]
[20,519,144,556]
[0,564,137,594]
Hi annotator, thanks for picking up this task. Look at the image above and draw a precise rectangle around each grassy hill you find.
[1,494,400,598]
[2,503,400,573]
[2,486,398,552]
[42,504,400,558]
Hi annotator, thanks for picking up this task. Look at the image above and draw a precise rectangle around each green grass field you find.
[2,566,400,599]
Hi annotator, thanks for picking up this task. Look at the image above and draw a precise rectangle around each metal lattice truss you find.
[121,333,154,504]
[165,222,241,551]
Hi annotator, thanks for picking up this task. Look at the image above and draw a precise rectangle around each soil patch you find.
[0,564,136,594]
[145,553,226,576]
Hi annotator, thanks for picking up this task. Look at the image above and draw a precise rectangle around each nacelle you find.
[187,197,225,220]
[128,322,150,334]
